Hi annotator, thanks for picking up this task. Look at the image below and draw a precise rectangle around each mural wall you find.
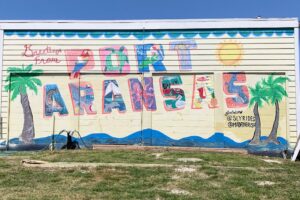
[0,29,297,151]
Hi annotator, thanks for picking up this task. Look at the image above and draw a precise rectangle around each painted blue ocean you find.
[5,129,288,152]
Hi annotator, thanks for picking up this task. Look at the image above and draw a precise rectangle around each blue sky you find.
[0,0,299,20]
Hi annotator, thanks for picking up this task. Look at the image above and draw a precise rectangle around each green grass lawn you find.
[0,149,300,200]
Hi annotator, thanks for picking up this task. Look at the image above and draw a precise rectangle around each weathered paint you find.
[0,19,298,152]
[0,30,3,140]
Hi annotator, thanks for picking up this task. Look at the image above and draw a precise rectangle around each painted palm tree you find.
[249,82,268,145]
[4,64,43,144]
[262,75,289,144]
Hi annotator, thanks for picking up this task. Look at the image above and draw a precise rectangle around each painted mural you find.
[160,76,186,110]
[103,80,126,113]
[128,77,156,111]
[100,46,130,74]
[248,75,289,144]
[69,82,96,115]
[191,75,218,109]
[2,29,296,152]
[65,49,95,79]
[44,84,68,116]
[4,64,43,143]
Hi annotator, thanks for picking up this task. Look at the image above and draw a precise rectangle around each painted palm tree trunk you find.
[249,102,261,144]
[267,100,279,144]
[20,92,35,143]
[4,65,43,143]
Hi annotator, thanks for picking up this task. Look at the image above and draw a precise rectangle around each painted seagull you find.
[71,49,90,78]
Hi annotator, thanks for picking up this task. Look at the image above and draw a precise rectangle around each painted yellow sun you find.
[217,40,243,66]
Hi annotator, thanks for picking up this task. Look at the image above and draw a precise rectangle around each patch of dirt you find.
[92,145,248,154]
[170,189,190,195]
[175,167,196,173]
[209,181,222,188]
[152,153,164,159]
[195,171,210,179]
[255,181,275,186]
[177,158,203,162]
[211,165,284,172]
[262,159,282,164]
[21,159,176,169]
[171,175,180,180]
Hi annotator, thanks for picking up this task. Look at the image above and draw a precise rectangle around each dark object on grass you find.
[61,131,80,150]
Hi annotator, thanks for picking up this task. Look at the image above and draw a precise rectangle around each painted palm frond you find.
[6,81,26,100]
[5,64,43,100]
[6,64,43,76]
[249,82,268,107]
[262,74,274,86]
[262,75,288,104]
[273,76,290,85]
